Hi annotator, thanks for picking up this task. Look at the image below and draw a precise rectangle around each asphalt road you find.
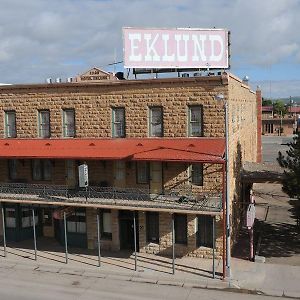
[0,266,280,300]
[262,135,294,163]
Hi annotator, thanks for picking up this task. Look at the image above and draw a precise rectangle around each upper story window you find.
[62,109,75,137]
[149,107,163,137]
[136,162,149,184]
[188,105,203,137]
[8,159,18,180]
[32,159,52,181]
[5,111,16,138]
[190,163,203,186]
[38,110,50,138]
[112,107,125,138]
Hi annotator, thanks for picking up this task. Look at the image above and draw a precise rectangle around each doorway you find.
[119,210,139,251]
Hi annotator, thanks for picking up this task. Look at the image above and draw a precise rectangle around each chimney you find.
[256,86,262,163]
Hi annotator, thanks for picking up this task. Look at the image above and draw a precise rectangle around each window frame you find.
[67,209,86,234]
[136,162,150,184]
[31,159,52,181]
[38,110,51,138]
[100,209,112,240]
[112,107,125,138]
[62,109,75,138]
[149,106,163,137]
[4,110,17,138]
[190,163,204,186]
[174,214,187,245]
[188,105,203,137]
[146,212,159,243]
[8,159,18,180]
[197,215,214,248]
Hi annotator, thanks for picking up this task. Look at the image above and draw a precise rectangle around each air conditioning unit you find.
[182,73,189,78]
[193,72,201,77]
[46,78,52,84]
[56,78,62,83]
[67,77,73,83]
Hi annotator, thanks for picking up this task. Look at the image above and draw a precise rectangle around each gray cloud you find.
[0,0,299,92]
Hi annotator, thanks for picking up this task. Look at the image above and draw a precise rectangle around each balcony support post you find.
[133,211,137,271]
[1,206,6,257]
[212,215,216,279]
[32,208,37,261]
[64,211,68,264]
[96,209,101,267]
[172,213,175,275]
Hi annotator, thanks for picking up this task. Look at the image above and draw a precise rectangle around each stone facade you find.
[0,72,258,259]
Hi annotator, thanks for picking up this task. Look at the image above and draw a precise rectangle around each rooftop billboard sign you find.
[123,27,229,69]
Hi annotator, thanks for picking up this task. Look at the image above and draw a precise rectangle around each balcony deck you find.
[0,183,222,215]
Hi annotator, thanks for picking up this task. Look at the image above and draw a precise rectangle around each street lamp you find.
[215,93,231,278]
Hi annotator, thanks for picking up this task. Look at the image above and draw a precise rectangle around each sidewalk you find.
[0,244,299,298]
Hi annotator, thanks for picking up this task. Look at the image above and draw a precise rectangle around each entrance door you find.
[119,211,139,251]
[150,162,163,194]
[65,160,76,188]
[114,161,126,188]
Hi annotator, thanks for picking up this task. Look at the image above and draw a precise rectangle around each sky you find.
[0,0,300,99]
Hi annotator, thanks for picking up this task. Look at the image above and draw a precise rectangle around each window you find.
[5,111,16,138]
[62,109,75,137]
[174,214,187,244]
[112,107,125,137]
[8,159,18,180]
[67,210,86,233]
[32,159,52,181]
[5,207,16,228]
[146,212,159,243]
[197,215,214,248]
[21,208,38,228]
[38,110,50,138]
[149,107,163,137]
[188,106,202,137]
[190,164,203,186]
[136,162,149,184]
[100,210,112,239]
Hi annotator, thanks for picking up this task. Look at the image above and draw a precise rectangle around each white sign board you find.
[246,204,255,228]
[78,164,89,188]
[123,27,229,69]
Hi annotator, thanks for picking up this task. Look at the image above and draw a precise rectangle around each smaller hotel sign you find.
[123,27,229,69]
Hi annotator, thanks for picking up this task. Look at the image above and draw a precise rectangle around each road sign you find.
[78,164,89,188]
[246,203,255,228]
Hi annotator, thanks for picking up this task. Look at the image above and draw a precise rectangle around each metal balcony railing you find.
[0,183,222,212]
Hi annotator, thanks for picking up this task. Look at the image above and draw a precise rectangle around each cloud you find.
[0,0,299,92]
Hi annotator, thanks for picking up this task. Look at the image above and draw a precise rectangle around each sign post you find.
[247,192,256,261]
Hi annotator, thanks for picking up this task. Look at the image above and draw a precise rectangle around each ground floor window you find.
[174,214,187,244]
[5,207,16,228]
[197,215,213,248]
[67,210,86,233]
[100,209,112,239]
[21,207,38,228]
[146,212,159,243]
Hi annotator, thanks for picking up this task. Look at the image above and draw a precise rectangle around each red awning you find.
[0,138,225,163]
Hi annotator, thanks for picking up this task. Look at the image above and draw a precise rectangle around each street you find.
[0,266,280,300]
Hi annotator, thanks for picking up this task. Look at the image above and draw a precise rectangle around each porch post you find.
[64,211,68,264]
[172,213,175,275]
[1,206,6,257]
[212,216,216,279]
[133,211,137,271]
[96,210,101,267]
[32,208,37,261]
